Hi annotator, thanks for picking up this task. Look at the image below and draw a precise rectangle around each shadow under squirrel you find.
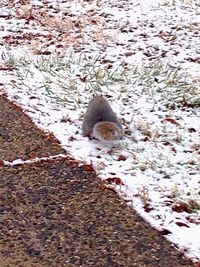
[82,95,123,142]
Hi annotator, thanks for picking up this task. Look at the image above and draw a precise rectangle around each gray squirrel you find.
[82,95,123,142]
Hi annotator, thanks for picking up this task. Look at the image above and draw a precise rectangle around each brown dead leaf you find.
[117,155,127,161]
[175,222,190,228]
[144,204,154,212]
[163,117,180,126]
[68,135,76,142]
[104,177,125,186]
[188,128,196,133]
[140,136,150,142]
[172,201,189,213]
[80,162,95,173]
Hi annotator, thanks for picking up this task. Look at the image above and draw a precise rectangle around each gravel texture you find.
[0,95,65,162]
[0,97,194,267]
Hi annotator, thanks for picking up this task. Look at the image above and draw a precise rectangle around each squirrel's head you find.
[92,122,123,142]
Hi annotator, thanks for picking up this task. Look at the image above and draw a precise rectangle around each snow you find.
[3,154,68,167]
[0,0,200,262]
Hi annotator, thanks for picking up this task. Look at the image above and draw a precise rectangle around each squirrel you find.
[82,95,123,142]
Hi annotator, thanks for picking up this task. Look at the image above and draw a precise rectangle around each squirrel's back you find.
[82,95,123,140]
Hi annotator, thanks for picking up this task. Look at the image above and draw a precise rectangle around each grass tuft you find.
[3,50,200,110]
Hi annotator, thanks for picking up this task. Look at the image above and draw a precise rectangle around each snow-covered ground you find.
[0,0,200,262]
